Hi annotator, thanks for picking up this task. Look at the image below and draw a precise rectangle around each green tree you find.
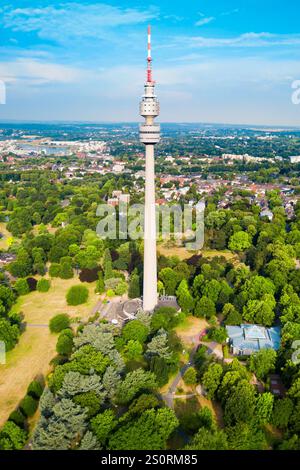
[115,369,157,405]
[124,340,143,361]
[176,280,194,313]
[122,320,149,344]
[229,231,252,252]
[56,329,74,355]
[128,273,140,299]
[146,329,172,360]
[108,408,178,450]
[49,263,61,278]
[73,391,102,418]
[0,318,20,351]
[66,285,89,306]
[49,314,71,333]
[0,421,28,450]
[32,398,88,450]
[103,248,113,281]
[224,380,256,426]
[90,410,117,446]
[194,296,216,319]
[59,261,74,279]
[14,278,30,296]
[227,423,268,450]
[272,398,293,429]
[255,392,274,425]
[76,246,101,270]
[248,349,277,380]
[37,278,51,293]
[159,268,179,295]
[95,270,105,294]
[185,427,228,450]
[183,367,197,385]
[202,363,223,399]
[79,431,99,450]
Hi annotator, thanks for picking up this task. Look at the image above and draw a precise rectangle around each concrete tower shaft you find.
[139,26,160,312]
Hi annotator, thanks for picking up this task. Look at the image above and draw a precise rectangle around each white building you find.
[289,156,300,164]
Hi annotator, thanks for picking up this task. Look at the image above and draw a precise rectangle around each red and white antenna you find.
[147,25,152,83]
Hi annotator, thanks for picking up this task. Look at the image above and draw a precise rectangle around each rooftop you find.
[226,324,281,355]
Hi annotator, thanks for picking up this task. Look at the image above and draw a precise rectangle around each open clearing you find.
[175,315,208,346]
[0,222,12,250]
[158,243,237,262]
[0,277,99,426]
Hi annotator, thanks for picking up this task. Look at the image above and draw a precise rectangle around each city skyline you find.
[0,0,300,125]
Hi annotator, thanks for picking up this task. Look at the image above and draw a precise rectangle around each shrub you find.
[27,380,44,399]
[27,277,37,291]
[106,289,115,298]
[79,268,100,283]
[115,281,128,296]
[14,279,30,296]
[49,263,61,278]
[8,409,26,426]
[223,345,230,359]
[59,262,74,279]
[49,314,71,333]
[56,329,74,356]
[19,395,38,417]
[0,421,28,450]
[105,278,122,290]
[66,285,89,306]
[37,278,50,293]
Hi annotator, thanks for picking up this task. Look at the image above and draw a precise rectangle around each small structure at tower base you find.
[101,296,180,326]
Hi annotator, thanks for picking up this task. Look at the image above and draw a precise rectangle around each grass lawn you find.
[0,277,99,426]
[157,244,197,261]
[0,222,12,250]
[158,242,237,263]
[175,315,209,347]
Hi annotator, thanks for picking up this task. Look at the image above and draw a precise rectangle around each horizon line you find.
[0,119,300,130]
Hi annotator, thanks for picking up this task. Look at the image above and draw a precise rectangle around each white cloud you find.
[195,16,215,27]
[2,3,159,43]
[172,32,300,49]
[0,58,86,85]
[221,9,239,16]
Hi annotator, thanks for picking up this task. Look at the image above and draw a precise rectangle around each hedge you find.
[8,409,26,427]
[27,380,44,399]
[19,395,38,417]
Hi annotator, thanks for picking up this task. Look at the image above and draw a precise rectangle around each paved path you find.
[162,341,199,409]
[161,332,224,409]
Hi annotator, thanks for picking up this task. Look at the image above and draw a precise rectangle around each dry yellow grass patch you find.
[157,244,197,260]
[158,243,237,263]
[175,316,208,346]
[0,277,99,426]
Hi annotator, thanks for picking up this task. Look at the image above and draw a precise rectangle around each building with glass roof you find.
[226,324,281,356]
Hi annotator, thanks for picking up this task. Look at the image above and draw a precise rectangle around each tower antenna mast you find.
[147,25,153,83]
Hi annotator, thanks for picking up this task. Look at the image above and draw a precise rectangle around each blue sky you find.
[1,0,300,125]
